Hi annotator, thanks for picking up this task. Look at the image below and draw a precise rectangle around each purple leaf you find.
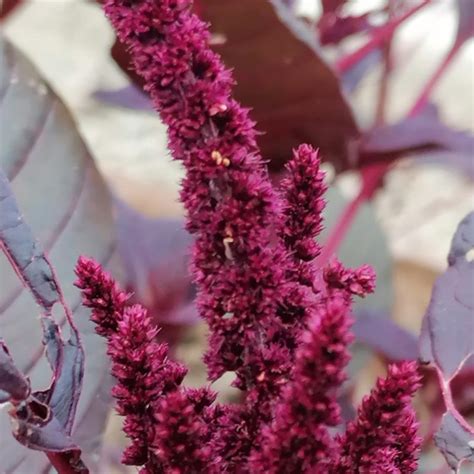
[202,0,359,171]
[1,169,84,432]
[10,395,89,473]
[449,212,474,266]
[0,170,59,310]
[0,167,84,433]
[318,12,372,46]
[341,49,382,92]
[11,398,79,453]
[115,198,198,327]
[0,341,30,402]
[0,339,87,472]
[419,212,474,380]
[434,412,474,471]
[418,151,474,179]
[456,0,474,45]
[419,211,474,470]
[93,85,153,112]
[361,104,474,158]
[353,310,418,361]
[0,37,117,472]
[45,333,85,435]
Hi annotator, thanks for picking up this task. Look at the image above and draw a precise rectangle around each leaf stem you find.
[435,367,474,436]
[408,41,462,117]
[316,162,388,267]
[316,186,366,266]
[335,0,431,75]
[374,0,396,126]
[374,40,392,126]
[46,452,89,474]
[320,1,463,267]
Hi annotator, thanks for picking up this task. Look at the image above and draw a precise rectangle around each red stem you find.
[374,39,392,126]
[316,185,367,266]
[316,162,387,267]
[319,4,463,267]
[408,41,462,117]
[374,0,396,126]
[335,0,431,74]
[46,452,89,474]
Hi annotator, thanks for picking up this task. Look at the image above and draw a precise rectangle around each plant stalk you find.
[335,0,431,75]
[46,451,89,474]
[319,3,463,267]
[316,162,387,267]
[408,41,462,117]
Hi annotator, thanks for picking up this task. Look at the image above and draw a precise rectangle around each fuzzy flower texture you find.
[75,0,421,472]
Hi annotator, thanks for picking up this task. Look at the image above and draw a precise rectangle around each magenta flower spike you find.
[109,305,187,467]
[75,258,187,469]
[325,258,376,299]
[250,295,353,472]
[333,360,422,473]
[152,390,217,474]
[74,255,130,337]
[3,0,465,470]
[280,144,327,285]
[73,1,425,472]
[104,0,291,387]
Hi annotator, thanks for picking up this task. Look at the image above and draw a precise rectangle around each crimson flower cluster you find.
[74,0,422,472]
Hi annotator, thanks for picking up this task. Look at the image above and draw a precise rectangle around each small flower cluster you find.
[333,360,422,473]
[76,258,189,470]
[76,258,420,473]
[75,0,423,472]
[280,144,327,288]
[250,296,352,472]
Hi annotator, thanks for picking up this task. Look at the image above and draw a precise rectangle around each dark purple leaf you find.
[0,167,84,435]
[418,151,474,179]
[0,349,85,470]
[10,396,88,474]
[353,310,418,361]
[93,85,153,112]
[341,48,382,92]
[0,36,117,472]
[115,198,198,327]
[0,170,59,310]
[449,212,474,266]
[11,399,78,453]
[0,340,30,402]
[318,13,372,46]
[46,332,84,434]
[361,104,474,157]
[419,211,474,470]
[201,0,359,171]
[434,412,474,471]
[419,212,474,379]
[1,337,87,472]
[456,0,474,45]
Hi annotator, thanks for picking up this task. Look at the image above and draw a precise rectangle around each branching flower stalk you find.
[74,0,423,472]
